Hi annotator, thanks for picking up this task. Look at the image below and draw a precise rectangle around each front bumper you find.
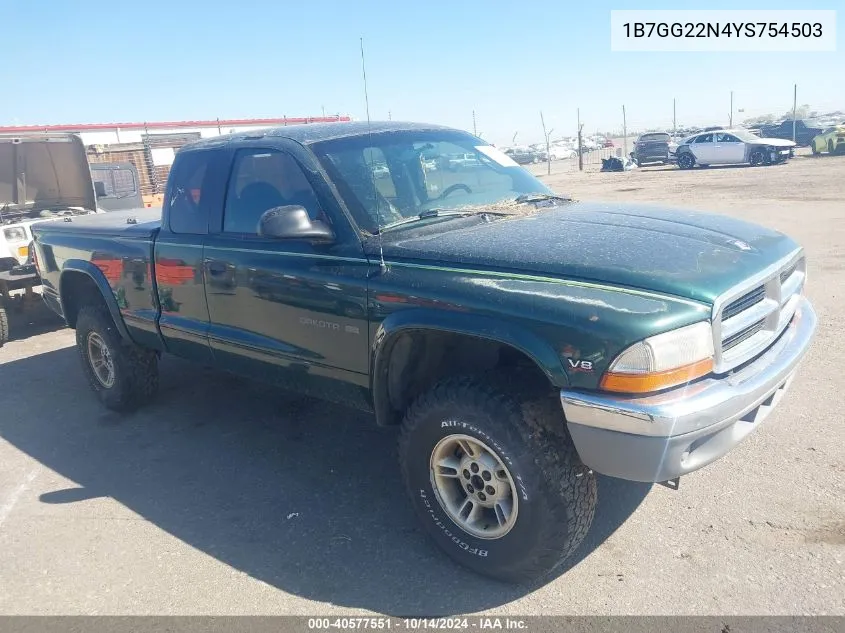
[560,296,816,483]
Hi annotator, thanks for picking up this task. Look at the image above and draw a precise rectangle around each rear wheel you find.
[399,376,597,583]
[76,305,159,411]
[811,141,821,155]
[677,153,695,169]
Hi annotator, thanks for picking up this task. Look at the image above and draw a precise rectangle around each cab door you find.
[154,148,228,364]
[202,146,372,390]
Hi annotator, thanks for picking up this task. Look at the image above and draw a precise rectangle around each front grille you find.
[713,253,805,373]
[722,285,765,320]
[723,319,766,351]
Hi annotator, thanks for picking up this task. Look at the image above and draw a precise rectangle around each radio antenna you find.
[360,36,387,274]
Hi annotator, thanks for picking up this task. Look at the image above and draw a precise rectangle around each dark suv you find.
[632,132,672,165]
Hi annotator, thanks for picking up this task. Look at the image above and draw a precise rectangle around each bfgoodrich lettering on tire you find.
[398,376,597,583]
[76,305,159,411]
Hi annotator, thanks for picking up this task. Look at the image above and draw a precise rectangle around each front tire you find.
[829,140,835,155]
[76,305,159,411]
[399,377,597,583]
[749,149,766,166]
[677,153,695,170]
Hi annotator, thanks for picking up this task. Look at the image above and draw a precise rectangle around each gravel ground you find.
[1,152,843,616]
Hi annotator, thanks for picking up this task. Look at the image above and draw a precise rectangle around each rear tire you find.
[0,303,8,348]
[811,142,820,155]
[76,305,159,411]
[398,376,597,583]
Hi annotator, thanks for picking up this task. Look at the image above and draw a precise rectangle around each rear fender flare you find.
[59,259,132,342]
[370,308,568,425]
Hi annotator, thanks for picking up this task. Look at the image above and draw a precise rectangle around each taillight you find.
[29,242,39,271]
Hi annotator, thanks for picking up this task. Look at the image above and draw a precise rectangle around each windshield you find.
[733,129,764,142]
[310,129,553,233]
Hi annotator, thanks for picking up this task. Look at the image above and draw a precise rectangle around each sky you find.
[1,0,842,146]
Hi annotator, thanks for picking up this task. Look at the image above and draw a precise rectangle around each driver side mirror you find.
[258,206,334,243]
[94,181,107,198]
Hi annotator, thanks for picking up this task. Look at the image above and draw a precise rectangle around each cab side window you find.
[167,150,212,234]
[716,133,740,143]
[693,134,714,144]
[223,149,322,235]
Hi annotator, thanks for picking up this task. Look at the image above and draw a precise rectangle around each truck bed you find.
[31,206,165,352]
[32,207,162,238]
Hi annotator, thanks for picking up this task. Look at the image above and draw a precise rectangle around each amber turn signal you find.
[600,357,714,394]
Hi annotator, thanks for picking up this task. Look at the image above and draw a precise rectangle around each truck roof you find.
[181,121,456,151]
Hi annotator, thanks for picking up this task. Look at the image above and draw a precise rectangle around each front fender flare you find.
[59,259,132,342]
[370,308,569,425]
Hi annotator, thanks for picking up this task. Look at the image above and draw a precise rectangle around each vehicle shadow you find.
[2,292,67,343]
[0,346,650,615]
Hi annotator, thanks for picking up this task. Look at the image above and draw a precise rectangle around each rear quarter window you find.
[166,151,213,234]
[638,133,670,142]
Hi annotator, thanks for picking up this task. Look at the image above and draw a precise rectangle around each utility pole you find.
[729,91,734,127]
[540,110,552,176]
[472,110,477,136]
[792,84,798,143]
[673,98,677,140]
[577,108,584,171]
[622,105,628,157]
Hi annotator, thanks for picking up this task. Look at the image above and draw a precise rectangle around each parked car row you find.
[627,128,799,170]
[675,129,795,169]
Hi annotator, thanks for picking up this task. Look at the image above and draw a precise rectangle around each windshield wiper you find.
[377,209,478,233]
[513,193,574,205]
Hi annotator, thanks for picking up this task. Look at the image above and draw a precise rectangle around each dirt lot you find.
[1,152,843,616]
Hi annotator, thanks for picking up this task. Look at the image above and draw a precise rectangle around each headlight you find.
[600,321,714,394]
[3,227,27,242]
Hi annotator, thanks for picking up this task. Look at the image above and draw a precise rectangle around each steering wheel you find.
[439,183,472,199]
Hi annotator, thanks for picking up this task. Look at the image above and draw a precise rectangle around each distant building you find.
[0,116,351,145]
[0,116,352,202]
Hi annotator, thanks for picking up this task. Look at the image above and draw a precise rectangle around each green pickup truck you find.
[31,121,817,583]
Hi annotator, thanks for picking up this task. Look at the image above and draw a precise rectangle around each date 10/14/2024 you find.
[307,618,528,630]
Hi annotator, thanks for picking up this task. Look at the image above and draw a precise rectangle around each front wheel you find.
[829,140,835,154]
[677,153,695,169]
[749,149,767,166]
[399,377,597,583]
[76,305,159,411]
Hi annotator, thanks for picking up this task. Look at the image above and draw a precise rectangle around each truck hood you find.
[373,202,800,304]
[0,134,97,215]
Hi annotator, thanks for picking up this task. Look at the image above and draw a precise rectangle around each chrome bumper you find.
[560,296,817,483]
